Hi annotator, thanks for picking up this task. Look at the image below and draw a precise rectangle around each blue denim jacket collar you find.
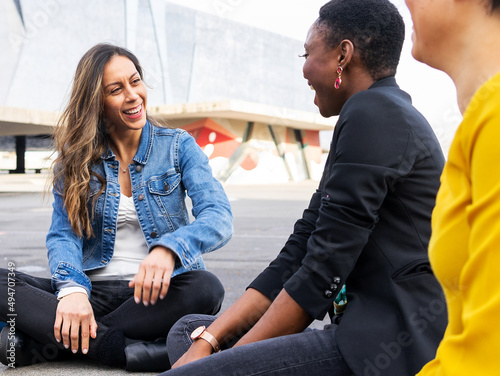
[133,119,153,165]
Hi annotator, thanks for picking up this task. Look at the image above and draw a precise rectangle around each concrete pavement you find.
[0,173,326,374]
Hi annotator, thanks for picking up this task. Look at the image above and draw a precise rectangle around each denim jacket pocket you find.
[147,171,185,217]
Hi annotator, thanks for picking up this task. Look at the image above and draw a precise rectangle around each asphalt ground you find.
[0,175,328,375]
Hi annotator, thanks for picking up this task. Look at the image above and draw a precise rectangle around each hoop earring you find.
[334,66,343,89]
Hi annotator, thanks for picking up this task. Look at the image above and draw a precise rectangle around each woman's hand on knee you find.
[172,339,214,369]
[54,292,98,355]
[129,246,176,306]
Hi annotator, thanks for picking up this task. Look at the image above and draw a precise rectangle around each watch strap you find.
[198,330,221,353]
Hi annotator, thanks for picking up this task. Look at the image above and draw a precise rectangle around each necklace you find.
[118,161,128,174]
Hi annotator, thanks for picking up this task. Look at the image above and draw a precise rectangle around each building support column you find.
[268,124,293,181]
[294,129,310,180]
[10,135,26,174]
[217,121,254,182]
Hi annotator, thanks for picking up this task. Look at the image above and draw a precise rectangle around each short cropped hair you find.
[317,0,405,80]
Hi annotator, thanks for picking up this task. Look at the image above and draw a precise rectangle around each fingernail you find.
[151,300,156,306]
[64,344,69,349]
[143,301,149,306]
[134,297,140,304]
[56,338,60,343]
[160,295,165,300]
[83,348,88,354]
[72,349,77,354]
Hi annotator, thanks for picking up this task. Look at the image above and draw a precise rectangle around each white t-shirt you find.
[58,194,149,298]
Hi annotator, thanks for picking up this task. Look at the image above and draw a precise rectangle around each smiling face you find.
[102,55,147,134]
[302,24,346,117]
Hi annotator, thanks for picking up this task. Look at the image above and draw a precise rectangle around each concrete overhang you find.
[150,100,336,131]
[0,106,58,136]
[0,100,336,137]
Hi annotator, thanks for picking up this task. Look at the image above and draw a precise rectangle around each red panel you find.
[180,118,240,159]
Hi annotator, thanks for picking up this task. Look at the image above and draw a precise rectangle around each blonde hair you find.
[52,43,144,238]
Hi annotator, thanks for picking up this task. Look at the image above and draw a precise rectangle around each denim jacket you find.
[46,121,233,297]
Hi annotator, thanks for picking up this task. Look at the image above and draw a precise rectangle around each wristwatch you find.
[190,326,221,353]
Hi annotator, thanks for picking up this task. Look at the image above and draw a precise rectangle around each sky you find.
[166,0,461,153]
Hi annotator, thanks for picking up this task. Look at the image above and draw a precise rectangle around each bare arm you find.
[173,288,313,368]
[172,288,271,368]
[234,289,312,347]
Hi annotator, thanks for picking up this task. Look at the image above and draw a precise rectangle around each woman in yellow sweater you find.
[405,0,500,374]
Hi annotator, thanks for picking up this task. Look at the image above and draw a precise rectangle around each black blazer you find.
[249,77,447,376]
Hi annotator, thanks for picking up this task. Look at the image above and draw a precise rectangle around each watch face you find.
[190,326,206,340]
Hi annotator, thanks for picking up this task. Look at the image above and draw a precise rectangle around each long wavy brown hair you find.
[51,43,144,238]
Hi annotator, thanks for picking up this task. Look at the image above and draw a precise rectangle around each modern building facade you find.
[0,0,335,182]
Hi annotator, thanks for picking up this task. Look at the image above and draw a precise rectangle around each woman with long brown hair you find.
[0,43,232,372]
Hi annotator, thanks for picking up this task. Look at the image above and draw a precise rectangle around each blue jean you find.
[163,314,353,376]
[0,269,224,367]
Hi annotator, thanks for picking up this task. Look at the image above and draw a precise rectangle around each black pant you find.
[0,268,224,365]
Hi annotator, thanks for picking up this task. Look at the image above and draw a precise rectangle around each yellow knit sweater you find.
[418,71,500,375]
